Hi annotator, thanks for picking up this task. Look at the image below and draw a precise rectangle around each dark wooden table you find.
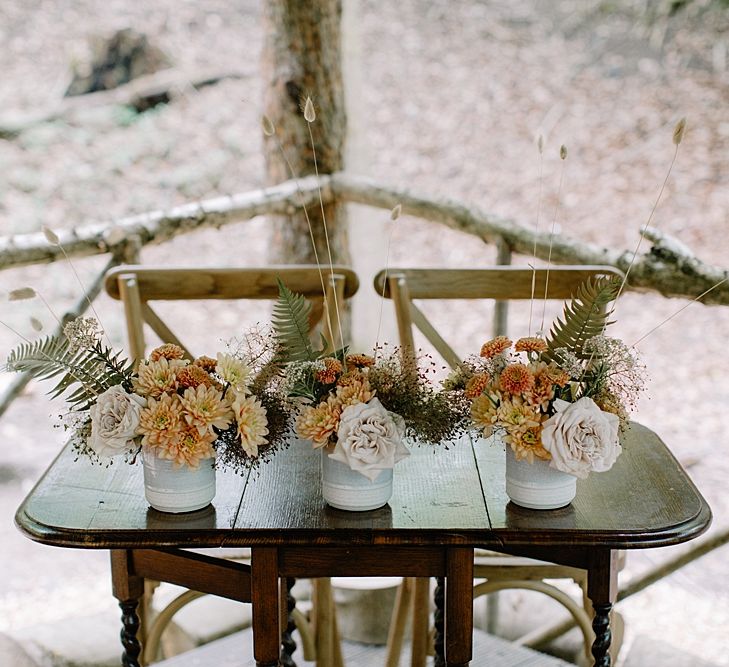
[15,423,710,667]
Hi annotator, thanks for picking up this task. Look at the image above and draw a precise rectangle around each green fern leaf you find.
[5,335,133,408]
[272,279,317,363]
[544,275,622,362]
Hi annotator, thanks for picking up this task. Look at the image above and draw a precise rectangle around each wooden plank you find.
[131,549,251,602]
[233,436,491,541]
[16,425,710,551]
[17,443,247,548]
[374,266,622,300]
[474,423,708,547]
[105,265,359,301]
[279,547,445,578]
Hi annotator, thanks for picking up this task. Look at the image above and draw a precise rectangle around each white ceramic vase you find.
[321,450,393,511]
[504,444,576,510]
[142,449,216,513]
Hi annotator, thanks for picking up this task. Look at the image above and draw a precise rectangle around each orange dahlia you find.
[149,344,186,362]
[465,373,491,399]
[499,363,535,395]
[480,336,512,359]
[514,337,548,354]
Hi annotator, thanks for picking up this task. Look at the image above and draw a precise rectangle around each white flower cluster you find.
[63,317,102,353]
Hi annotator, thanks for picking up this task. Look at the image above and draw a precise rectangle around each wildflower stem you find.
[632,278,727,347]
[268,132,334,349]
[374,212,398,360]
[541,151,567,333]
[55,243,113,348]
[307,121,345,356]
[36,291,63,327]
[1,319,33,345]
[616,141,680,303]
[529,137,545,336]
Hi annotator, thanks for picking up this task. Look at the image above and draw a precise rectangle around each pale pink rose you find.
[329,398,409,481]
[541,397,621,479]
[89,386,146,458]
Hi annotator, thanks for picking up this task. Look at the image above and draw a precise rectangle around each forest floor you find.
[1,0,728,664]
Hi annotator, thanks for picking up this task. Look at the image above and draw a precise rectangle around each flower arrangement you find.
[449,275,645,479]
[4,318,291,472]
[273,280,466,481]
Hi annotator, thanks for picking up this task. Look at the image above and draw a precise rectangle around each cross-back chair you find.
[105,264,359,666]
[375,265,625,667]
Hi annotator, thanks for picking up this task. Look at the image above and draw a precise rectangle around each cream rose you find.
[541,397,621,479]
[89,385,146,458]
[329,398,409,481]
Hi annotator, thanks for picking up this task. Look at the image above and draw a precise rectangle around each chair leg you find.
[385,577,413,667]
[411,578,430,667]
[313,578,336,667]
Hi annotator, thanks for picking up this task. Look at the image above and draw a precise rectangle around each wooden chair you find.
[105,264,359,666]
[375,265,625,667]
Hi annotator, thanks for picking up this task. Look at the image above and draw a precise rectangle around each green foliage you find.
[544,276,622,362]
[272,279,317,363]
[5,335,134,409]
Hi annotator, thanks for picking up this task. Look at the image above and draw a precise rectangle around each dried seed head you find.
[560,144,567,160]
[390,204,402,221]
[673,117,686,145]
[261,114,275,137]
[30,317,43,332]
[303,97,316,123]
[9,287,36,301]
[42,226,60,245]
[537,134,544,154]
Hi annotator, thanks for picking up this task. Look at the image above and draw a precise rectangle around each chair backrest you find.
[105,265,359,363]
[373,265,624,368]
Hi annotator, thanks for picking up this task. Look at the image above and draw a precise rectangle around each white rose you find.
[329,398,409,481]
[541,397,621,479]
[89,385,146,458]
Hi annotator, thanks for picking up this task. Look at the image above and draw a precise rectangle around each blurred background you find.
[1,0,728,665]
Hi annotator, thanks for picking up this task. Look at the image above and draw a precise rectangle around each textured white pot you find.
[143,449,216,513]
[321,450,393,511]
[505,444,576,510]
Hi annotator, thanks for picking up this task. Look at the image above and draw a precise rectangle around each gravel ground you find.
[1,0,728,664]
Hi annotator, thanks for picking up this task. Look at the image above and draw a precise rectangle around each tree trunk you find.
[262,0,350,268]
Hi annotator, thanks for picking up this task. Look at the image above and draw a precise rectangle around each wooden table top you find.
[15,422,711,552]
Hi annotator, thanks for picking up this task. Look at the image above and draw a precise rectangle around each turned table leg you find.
[280,577,297,667]
[110,550,144,667]
[587,549,619,667]
[433,576,445,667]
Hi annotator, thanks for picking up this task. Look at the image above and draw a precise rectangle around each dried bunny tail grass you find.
[541,143,568,332]
[42,225,112,347]
[9,287,36,301]
[529,133,545,334]
[9,287,62,326]
[261,114,275,137]
[673,117,687,146]
[262,108,332,342]
[616,117,686,304]
[303,96,345,355]
[375,203,402,359]
[303,96,316,123]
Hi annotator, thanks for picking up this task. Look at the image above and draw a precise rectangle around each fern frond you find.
[5,335,134,408]
[272,279,317,363]
[544,276,622,362]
